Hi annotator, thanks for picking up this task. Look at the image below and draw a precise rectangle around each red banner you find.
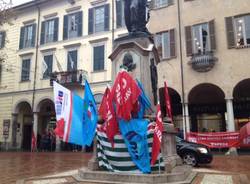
[186,132,240,148]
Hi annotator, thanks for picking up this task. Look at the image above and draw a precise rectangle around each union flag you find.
[99,87,119,146]
[151,104,164,165]
[110,71,141,121]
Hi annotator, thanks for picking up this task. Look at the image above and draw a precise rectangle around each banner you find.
[186,132,240,148]
[97,123,164,173]
[151,104,163,165]
[119,119,151,173]
[82,80,98,146]
[164,81,173,122]
[53,81,85,146]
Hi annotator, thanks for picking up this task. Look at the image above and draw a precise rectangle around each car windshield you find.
[175,136,184,143]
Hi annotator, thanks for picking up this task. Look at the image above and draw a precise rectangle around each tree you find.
[0,0,12,66]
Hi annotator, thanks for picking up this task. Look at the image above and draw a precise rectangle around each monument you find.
[74,1,196,183]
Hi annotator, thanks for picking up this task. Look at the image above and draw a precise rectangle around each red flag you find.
[99,87,119,146]
[110,71,141,121]
[54,118,65,139]
[164,81,173,122]
[31,130,37,152]
[151,104,164,165]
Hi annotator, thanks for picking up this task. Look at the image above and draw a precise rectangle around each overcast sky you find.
[12,0,32,6]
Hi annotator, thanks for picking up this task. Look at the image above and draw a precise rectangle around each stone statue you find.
[124,0,150,34]
[122,52,136,71]
[150,58,158,105]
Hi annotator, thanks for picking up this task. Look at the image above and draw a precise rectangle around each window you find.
[116,0,125,28]
[43,55,53,79]
[21,59,31,81]
[154,29,175,59]
[41,18,59,44]
[67,50,77,71]
[234,15,250,47]
[0,31,6,49]
[192,23,210,54]
[63,11,82,40]
[154,0,173,8]
[93,45,104,71]
[88,4,110,34]
[185,20,216,56]
[19,24,36,49]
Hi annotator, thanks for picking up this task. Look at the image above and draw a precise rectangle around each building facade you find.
[0,0,250,150]
[148,0,250,138]
[0,0,126,150]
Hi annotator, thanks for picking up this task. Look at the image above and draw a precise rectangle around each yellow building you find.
[148,0,250,138]
[1,0,250,150]
[0,0,126,150]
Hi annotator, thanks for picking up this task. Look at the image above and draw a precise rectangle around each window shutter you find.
[31,24,36,47]
[185,26,193,56]
[72,50,77,70]
[225,16,235,49]
[77,11,83,37]
[63,15,68,40]
[19,27,25,49]
[104,4,110,31]
[169,29,176,57]
[168,0,174,6]
[116,0,122,28]
[209,20,216,51]
[40,21,45,45]
[1,32,6,48]
[53,18,59,42]
[88,8,94,34]
[94,45,104,71]
[27,59,30,80]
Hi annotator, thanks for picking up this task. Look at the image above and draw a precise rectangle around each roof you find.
[12,0,52,10]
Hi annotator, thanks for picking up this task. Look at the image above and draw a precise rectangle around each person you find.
[124,0,149,34]
[150,58,158,105]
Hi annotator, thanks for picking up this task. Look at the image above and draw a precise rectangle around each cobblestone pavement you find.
[0,152,91,184]
[0,152,250,184]
[192,155,250,184]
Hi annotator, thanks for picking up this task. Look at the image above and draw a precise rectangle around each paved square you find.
[201,174,233,184]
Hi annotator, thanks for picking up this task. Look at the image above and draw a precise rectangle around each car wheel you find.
[183,153,197,166]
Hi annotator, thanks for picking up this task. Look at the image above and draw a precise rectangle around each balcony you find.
[50,69,88,86]
[188,51,217,72]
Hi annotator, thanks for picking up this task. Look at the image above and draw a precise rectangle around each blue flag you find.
[119,119,151,173]
[136,80,152,118]
[68,93,85,145]
[83,80,98,146]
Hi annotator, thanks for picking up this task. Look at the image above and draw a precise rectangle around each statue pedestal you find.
[109,35,160,110]
[75,35,196,183]
[161,123,183,173]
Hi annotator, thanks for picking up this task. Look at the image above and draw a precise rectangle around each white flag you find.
[69,54,74,70]
[42,59,48,75]
[53,81,71,142]
[54,54,63,72]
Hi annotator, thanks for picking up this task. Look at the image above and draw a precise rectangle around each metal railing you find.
[189,51,217,72]
[50,69,88,86]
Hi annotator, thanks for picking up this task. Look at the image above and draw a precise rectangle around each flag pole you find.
[158,156,161,174]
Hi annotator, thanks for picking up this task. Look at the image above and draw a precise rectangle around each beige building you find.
[1,0,250,150]
[148,0,250,138]
[0,0,126,150]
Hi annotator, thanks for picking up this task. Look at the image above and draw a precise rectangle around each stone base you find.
[165,155,183,173]
[74,165,196,184]
[225,147,238,156]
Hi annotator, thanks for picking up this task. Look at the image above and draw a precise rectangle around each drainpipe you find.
[111,0,115,49]
[177,0,187,139]
[30,2,41,151]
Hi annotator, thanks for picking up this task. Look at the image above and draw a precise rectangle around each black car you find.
[176,136,213,166]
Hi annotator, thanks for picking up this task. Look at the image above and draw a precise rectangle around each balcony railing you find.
[50,69,88,86]
[188,51,217,72]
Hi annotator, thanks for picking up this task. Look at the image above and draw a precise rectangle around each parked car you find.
[176,136,213,166]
